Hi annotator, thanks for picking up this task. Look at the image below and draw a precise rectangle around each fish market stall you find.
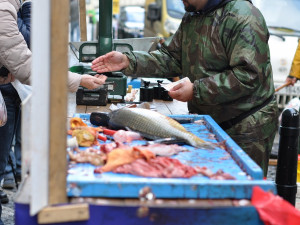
[14,1,276,224]
[16,91,276,224]
[65,100,274,225]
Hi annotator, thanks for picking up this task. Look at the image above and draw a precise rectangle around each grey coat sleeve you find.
[0,4,31,85]
[68,72,82,93]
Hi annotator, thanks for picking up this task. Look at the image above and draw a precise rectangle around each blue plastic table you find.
[16,108,274,225]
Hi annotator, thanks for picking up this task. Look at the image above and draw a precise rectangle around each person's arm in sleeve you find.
[92,18,185,77]
[68,72,82,92]
[285,40,300,86]
[68,72,107,92]
[0,6,31,85]
[17,0,31,48]
[193,12,272,105]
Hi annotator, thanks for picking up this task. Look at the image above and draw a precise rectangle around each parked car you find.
[252,0,300,108]
[118,6,145,38]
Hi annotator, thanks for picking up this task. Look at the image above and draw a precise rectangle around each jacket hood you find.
[8,0,21,12]
[202,0,223,12]
[198,0,252,14]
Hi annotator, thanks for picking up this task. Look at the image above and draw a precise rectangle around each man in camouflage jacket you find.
[92,0,278,176]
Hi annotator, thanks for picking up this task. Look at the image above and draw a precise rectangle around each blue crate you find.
[127,79,141,88]
[67,114,275,199]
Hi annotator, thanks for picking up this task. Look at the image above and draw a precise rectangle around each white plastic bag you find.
[0,90,7,127]
[278,97,300,123]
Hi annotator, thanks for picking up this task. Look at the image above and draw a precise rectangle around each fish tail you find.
[189,135,216,150]
[197,142,217,150]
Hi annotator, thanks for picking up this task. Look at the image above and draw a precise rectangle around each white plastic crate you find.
[275,84,300,109]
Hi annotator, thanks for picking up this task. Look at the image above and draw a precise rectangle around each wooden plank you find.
[79,0,87,41]
[269,159,277,166]
[38,204,89,224]
[152,100,172,115]
[86,105,112,113]
[81,98,187,115]
[70,197,237,208]
[74,105,87,114]
[85,101,172,114]
[166,100,188,115]
[48,0,69,205]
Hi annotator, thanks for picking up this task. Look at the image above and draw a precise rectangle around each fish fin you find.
[124,126,134,131]
[123,127,162,140]
[150,138,186,145]
[139,132,163,141]
[108,121,126,130]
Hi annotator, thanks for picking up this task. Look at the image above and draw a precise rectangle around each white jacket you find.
[0,0,81,93]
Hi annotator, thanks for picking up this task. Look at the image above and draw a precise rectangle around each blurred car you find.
[144,0,185,38]
[253,0,300,108]
[118,6,145,38]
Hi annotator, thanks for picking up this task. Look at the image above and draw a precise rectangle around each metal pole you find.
[275,108,299,206]
[98,0,113,56]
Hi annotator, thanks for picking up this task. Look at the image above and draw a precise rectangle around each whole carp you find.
[108,108,215,149]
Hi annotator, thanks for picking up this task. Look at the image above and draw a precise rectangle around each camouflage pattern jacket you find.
[123,0,275,123]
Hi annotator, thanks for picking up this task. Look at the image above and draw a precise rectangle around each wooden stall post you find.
[79,0,87,41]
[48,0,69,205]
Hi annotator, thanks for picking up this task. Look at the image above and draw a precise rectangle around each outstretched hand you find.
[80,74,107,90]
[91,51,130,73]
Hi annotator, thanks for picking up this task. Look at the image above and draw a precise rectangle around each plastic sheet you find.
[0,90,7,127]
[278,97,300,123]
[251,186,300,225]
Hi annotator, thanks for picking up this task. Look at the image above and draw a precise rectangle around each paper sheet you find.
[162,77,191,91]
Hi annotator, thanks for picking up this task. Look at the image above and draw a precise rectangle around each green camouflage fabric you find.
[122,0,279,175]
[123,0,276,122]
[226,98,278,177]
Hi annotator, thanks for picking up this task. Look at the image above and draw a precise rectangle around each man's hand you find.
[168,80,194,102]
[91,51,130,73]
[80,74,107,90]
[285,76,297,86]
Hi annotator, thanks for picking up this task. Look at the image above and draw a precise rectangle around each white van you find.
[252,0,300,108]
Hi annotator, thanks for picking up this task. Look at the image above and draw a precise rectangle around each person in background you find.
[2,0,31,191]
[70,0,80,42]
[92,0,278,177]
[87,8,97,41]
[285,40,300,85]
[0,1,106,224]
